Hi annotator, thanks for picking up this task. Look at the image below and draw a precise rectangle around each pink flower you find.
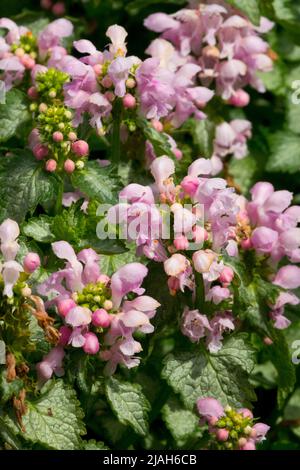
[106,25,128,57]
[273,265,300,290]
[197,397,225,422]
[206,312,235,353]
[0,218,20,261]
[181,307,211,342]
[251,227,278,254]
[36,346,65,386]
[206,285,231,305]
[150,156,175,192]
[23,252,41,273]
[108,56,140,97]
[111,262,148,308]
[83,332,100,355]
[38,19,73,58]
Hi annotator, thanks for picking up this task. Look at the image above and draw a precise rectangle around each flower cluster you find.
[246,182,300,328]
[109,154,300,347]
[0,218,40,298]
[197,397,270,450]
[145,1,274,103]
[37,241,160,381]
[0,18,73,90]
[56,24,214,136]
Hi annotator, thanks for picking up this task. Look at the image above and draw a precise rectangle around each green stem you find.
[111,98,122,164]
[54,176,64,215]
[195,271,205,311]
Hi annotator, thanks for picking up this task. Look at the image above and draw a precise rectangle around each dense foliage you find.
[0,0,300,451]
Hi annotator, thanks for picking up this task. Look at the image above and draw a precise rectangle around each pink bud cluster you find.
[36,241,160,383]
[0,18,73,91]
[197,397,270,450]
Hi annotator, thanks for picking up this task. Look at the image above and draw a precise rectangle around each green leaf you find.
[0,89,30,142]
[83,439,109,450]
[162,396,202,446]
[0,341,5,364]
[3,380,86,450]
[223,254,279,335]
[0,370,24,404]
[0,152,59,223]
[138,118,174,158]
[226,0,261,25]
[52,201,86,243]
[257,61,286,96]
[266,131,300,173]
[266,329,296,409]
[22,215,56,243]
[229,155,259,194]
[162,334,256,410]
[71,161,121,204]
[99,249,137,276]
[126,0,186,15]
[189,119,215,158]
[105,376,150,436]
[273,0,300,32]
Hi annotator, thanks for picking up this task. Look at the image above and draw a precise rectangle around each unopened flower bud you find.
[64,159,75,174]
[202,45,220,59]
[59,325,72,346]
[93,64,103,75]
[15,47,25,58]
[241,238,252,250]
[21,55,35,69]
[123,93,136,109]
[103,300,113,311]
[263,336,273,346]
[72,140,89,157]
[83,332,100,355]
[98,274,110,285]
[192,225,208,244]
[174,235,189,251]
[64,110,72,119]
[193,250,216,273]
[126,78,136,89]
[228,89,250,108]
[238,437,247,448]
[39,103,48,113]
[45,159,57,172]
[101,76,113,88]
[57,298,76,318]
[75,160,85,170]
[181,175,199,197]
[52,1,65,16]
[241,441,256,450]
[23,252,40,273]
[33,143,48,160]
[29,103,38,112]
[219,266,234,286]
[151,120,163,132]
[68,131,77,141]
[27,86,38,100]
[104,91,115,102]
[216,429,229,442]
[53,131,64,142]
[173,148,183,160]
[49,89,56,98]
[21,286,32,297]
[92,309,111,328]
